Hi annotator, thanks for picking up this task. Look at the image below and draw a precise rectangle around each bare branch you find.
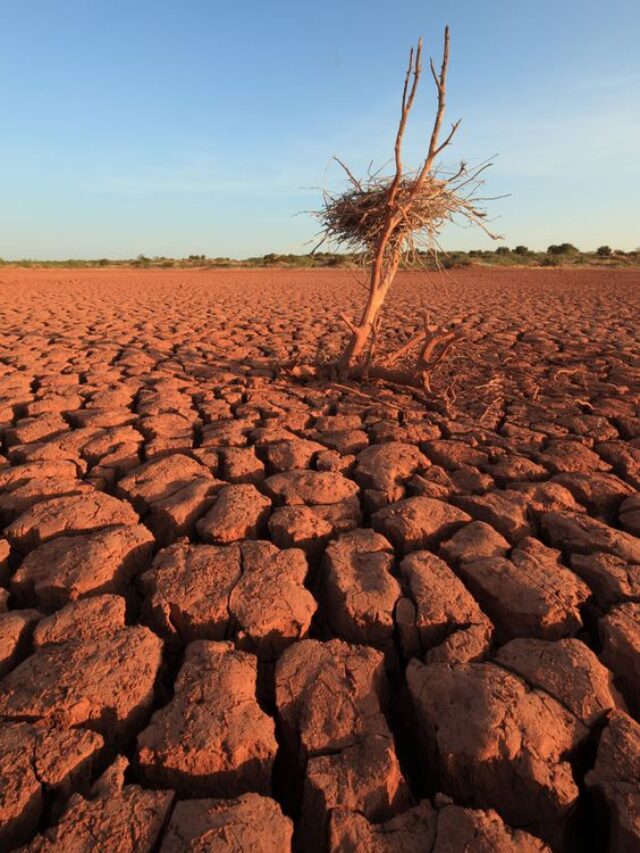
[333,156,363,191]
[388,38,423,207]
[412,26,453,195]
[339,313,358,334]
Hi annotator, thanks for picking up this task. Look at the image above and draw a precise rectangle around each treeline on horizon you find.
[1,243,639,270]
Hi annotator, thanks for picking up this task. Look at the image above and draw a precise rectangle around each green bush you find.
[514,245,530,255]
[547,243,578,255]
[495,246,510,255]
[596,245,612,256]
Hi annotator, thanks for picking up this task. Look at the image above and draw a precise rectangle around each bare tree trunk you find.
[337,249,401,376]
[333,29,461,381]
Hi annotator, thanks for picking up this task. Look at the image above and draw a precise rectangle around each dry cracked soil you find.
[0,265,639,852]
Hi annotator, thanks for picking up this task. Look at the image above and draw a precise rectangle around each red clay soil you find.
[0,266,639,851]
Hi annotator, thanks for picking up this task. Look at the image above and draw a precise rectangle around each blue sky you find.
[0,0,638,259]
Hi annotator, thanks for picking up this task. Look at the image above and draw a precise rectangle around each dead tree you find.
[317,27,497,382]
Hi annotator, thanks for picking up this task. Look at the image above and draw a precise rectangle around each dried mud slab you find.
[25,756,174,853]
[542,510,640,563]
[268,498,362,553]
[11,524,154,609]
[0,608,40,677]
[329,798,550,852]
[569,552,640,608]
[0,597,162,741]
[5,492,139,553]
[229,539,316,658]
[620,494,640,537]
[407,659,588,845]
[0,538,10,585]
[495,637,626,726]
[599,602,640,710]
[439,519,510,567]
[117,453,222,543]
[196,484,271,543]
[159,794,294,852]
[455,536,590,640]
[585,711,640,853]
[137,641,277,797]
[353,441,430,503]
[140,541,242,643]
[452,490,532,544]
[371,497,470,554]
[397,550,492,662]
[321,528,400,648]
[262,470,359,506]
[275,638,410,850]
[0,722,103,850]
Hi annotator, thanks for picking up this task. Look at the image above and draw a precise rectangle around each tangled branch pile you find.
[319,167,494,259]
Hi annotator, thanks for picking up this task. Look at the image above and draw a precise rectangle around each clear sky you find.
[1,0,638,259]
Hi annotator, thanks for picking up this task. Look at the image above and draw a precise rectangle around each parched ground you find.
[0,266,639,852]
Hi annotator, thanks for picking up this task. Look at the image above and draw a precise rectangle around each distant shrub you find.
[596,245,612,256]
[495,246,510,255]
[514,245,530,255]
[441,256,471,269]
[98,258,109,266]
[547,243,578,255]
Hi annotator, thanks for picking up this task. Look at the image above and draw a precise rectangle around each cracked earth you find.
[0,266,639,851]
